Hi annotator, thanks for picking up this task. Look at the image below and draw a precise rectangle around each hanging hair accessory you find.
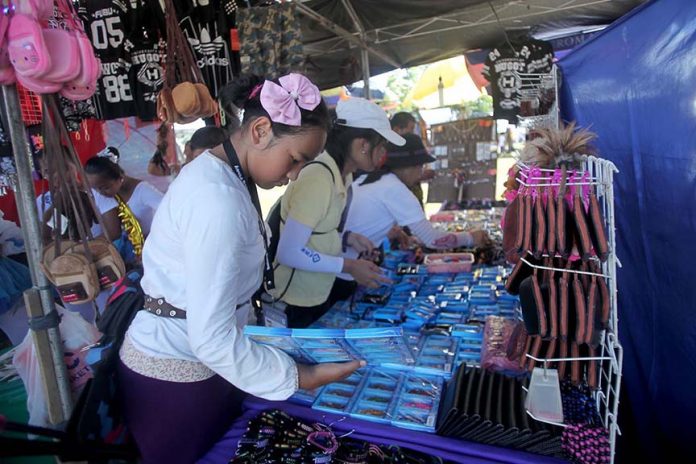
[260,73,321,126]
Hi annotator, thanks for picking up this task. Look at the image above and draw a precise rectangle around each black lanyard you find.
[222,140,275,290]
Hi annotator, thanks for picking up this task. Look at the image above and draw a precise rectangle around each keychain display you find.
[231,409,446,464]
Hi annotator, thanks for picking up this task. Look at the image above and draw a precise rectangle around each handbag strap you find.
[162,0,204,88]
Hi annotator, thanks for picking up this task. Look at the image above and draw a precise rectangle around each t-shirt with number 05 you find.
[79,0,137,120]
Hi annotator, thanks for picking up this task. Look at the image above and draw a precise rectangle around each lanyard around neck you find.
[222,140,275,290]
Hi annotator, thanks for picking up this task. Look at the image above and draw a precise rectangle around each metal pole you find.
[361,48,371,99]
[296,2,401,69]
[1,84,73,423]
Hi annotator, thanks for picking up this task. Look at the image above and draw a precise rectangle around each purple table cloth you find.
[199,396,568,464]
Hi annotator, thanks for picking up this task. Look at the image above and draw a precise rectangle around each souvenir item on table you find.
[424,253,474,274]
[244,326,416,367]
[231,409,445,464]
[410,335,458,377]
[436,363,563,457]
[481,316,527,375]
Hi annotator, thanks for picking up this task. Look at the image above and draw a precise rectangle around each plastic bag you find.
[480,315,528,375]
[12,306,101,427]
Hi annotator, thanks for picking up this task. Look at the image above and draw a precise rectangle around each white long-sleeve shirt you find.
[339,173,472,279]
[125,152,298,399]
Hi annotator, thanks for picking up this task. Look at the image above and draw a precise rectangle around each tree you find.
[384,66,425,111]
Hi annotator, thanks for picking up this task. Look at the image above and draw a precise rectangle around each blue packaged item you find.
[412,335,457,377]
[439,301,470,312]
[455,345,482,366]
[434,292,463,304]
[345,328,416,366]
[289,386,325,405]
[360,285,392,304]
[245,326,416,367]
[452,272,475,283]
[392,280,418,293]
[434,311,466,325]
[452,323,484,340]
[396,263,424,275]
[372,306,403,323]
[424,274,454,285]
[468,285,497,305]
[402,275,426,287]
[314,386,357,414]
[294,329,355,363]
[390,373,444,432]
[352,303,381,319]
[388,292,413,304]
[349,370,401,424]
[469,304,502,322]
[243,327,312,363]
[442,284,470,293]
[418,284,444,296]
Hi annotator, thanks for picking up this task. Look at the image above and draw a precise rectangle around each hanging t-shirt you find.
[124,36,166,121]
[121,0,165,121]
[176,0,235,97]
[79,0,137,120]
[482,38,553,123]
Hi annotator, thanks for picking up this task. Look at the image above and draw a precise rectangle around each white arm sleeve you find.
[182,185,298,399]
[407,218,474,249]
[276,217,344,274]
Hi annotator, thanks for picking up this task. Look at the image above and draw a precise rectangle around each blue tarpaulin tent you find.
[560,0,696,459]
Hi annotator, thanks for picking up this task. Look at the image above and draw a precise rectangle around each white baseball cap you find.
[335,98,406,146]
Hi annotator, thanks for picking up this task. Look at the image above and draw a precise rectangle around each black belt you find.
[144,295,247,319]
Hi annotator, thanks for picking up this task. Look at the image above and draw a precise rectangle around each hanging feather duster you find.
[519,122,597,169]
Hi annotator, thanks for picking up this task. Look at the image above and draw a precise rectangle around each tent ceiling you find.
[296,0,649,89]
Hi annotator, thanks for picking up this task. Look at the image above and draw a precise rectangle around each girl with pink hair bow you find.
[117,73,363,463]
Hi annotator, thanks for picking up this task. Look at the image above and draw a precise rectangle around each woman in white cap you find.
[271,97,405,328]
[330,134,490,305]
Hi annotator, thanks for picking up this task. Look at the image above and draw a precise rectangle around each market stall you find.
[0,1,667,464]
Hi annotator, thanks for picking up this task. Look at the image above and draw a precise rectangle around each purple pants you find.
[117,360,245,464]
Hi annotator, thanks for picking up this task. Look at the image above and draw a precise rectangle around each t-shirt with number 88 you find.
[79,0,137,120]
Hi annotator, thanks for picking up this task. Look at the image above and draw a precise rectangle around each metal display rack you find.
[516,65,561,130]
[511,63,623,463]
[516,157,623,464]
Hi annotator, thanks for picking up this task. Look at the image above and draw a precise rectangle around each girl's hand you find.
[297,360,365,390]
[345,232,374,254]
[343,258,391,288]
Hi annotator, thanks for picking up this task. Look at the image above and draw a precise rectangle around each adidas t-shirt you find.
[176,0,235,97]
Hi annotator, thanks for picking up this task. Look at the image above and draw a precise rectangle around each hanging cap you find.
[335,98,406,146]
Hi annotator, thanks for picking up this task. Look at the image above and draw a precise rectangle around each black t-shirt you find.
[79,0,137,120]
[482,38,554,123]
[175,0,235,98]
[122,0,166,121]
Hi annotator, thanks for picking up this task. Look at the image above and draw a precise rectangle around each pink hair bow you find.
[259,73,321,126]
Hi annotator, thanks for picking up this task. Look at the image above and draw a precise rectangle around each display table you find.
[200,396,568,464]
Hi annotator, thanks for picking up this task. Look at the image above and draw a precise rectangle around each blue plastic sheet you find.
[560,0,696,459]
